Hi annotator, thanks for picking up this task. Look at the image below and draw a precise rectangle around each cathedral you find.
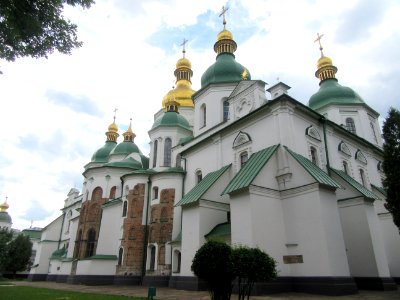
[26,10,400,295]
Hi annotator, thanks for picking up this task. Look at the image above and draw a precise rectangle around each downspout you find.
[320,116,331,175]
[141,176,151,285]
[58,210,66,250]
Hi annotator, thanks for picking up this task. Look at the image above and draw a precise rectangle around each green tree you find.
[4,233,33,278]
[0,228,13,274]
[0,0,94,62]
[382,107,400,231]
[231,246,277,300]
[191,240,235,300]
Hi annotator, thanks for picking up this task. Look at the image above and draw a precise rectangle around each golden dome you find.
[108,122,118,133]
[0,201,9,212]
[317,55,333,69]
[217,29,233,41]
[176,57,192,69]
[162,81,195,108]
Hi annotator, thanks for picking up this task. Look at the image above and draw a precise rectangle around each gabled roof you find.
[222,144,279,195]
[284,146,341,188]
[330,168,379,200]
[175,164,231,207]
[205,222,231,239]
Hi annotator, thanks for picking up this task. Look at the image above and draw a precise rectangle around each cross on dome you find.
[315,33,324,56]
[219,6,229,29]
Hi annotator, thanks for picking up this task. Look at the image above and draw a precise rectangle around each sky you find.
[0,0,399,230]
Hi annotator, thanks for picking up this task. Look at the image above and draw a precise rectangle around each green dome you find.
[91,141,117,163]
[105,157,143,169]
[152,111,191,131]
[110,141,140,156]
[201,53,250,88]
[309,79,364,111]
[0,211,12,223]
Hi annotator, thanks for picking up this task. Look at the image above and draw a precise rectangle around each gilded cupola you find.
[162,39,195,108]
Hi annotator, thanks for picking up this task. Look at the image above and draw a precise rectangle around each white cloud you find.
[0,0,398,230]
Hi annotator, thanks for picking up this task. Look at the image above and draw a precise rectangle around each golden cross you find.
[314,33,324,55]
[5,196,8,203]
[219,6,229,28]
[180,38,188,57]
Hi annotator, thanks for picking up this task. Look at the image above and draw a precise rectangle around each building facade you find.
[28,14,400,295]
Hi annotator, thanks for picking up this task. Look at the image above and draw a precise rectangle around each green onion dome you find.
[91,141,117,163]
[201,16,250,88]
[152,99,191,131]
[0,211,11,223]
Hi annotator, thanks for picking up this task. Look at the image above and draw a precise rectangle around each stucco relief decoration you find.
[338,141,351,156]
[305,125,321,141]
[235,97,253,117]
[233,131,252,148]
[355,149,367,164]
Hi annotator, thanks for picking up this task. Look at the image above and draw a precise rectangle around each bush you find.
[191,240,235,300]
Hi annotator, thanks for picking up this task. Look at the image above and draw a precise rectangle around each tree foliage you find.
[191,240,235,300]
[4,233,33,277]
[382,107,400,231]
[0,0,94,61]
[231,246,277,300]
[0,228,13,273]
[191,241,277,300]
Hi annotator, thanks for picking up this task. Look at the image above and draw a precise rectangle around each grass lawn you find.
[0,286,148,300]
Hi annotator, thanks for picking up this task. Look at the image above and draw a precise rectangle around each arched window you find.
[153,140,158,168]
[173,250,181,273]
[118,247,123,266]
[201,104,206,128]
[359,169,366,186]
[223,100,230,121]
[196,170,202,184]
[149,245,156,271]
[85,228,96,257]
[346,118,356,134]
[153,186,159,199]
[310,146,318,165]
[91,187,103,201]
[74,230,82,258]
[240,151,248,167]
[122,201,128,217]
[164,138,172,167]
[343,161,349,175]
[109,186,116,199]
[176,153,181,168]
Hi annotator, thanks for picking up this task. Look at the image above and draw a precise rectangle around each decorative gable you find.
[233,131,252,148]
[338,141,351,156]
[355,149,367,164]
[305,125,321,141]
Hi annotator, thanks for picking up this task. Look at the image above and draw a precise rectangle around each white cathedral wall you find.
[83,168,124,201]
[96,202,123,255]
[66,217,79,258]
[338,197,390,277]
[76,260,116,275]
[180,204,227,276]
[378,213,400,277]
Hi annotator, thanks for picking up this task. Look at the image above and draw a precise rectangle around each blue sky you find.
[0,0,399,230]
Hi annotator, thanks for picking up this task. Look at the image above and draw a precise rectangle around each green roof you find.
[171,231,182,243]
[110,141,140,156]
[175,164,231,207]
[330,168,379,200]
[50,247,67,260]
[285,146,341,188]
[205,222,231,239]
[201,53,251,87]
[151,111,192,131]
[22,228,42,239]
[102,197,122,208]
[371,184,387,197]
[178,135,194,146]
[0,212,12,223]
[82,254,118,260]
[91,141,117,163]
[222,145,279,195]
[308,79,365,111]
[105,157,143,169]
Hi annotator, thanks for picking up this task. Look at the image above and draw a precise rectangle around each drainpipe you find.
[141,177,151,285]
[320,116,331,175]
[58,209,66,250]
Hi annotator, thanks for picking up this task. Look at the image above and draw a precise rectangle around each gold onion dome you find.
[108,122,118,133]
[0,200,9,212]
[162,40,195,108]
[217,29,233,41]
